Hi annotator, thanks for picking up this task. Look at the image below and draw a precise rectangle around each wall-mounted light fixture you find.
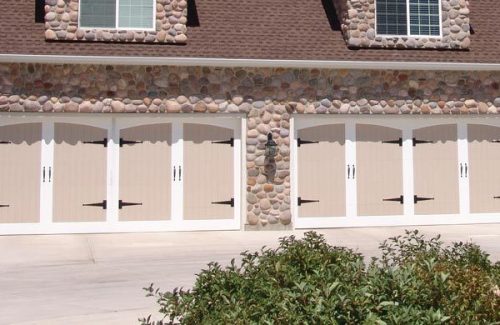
[265,133,278,159]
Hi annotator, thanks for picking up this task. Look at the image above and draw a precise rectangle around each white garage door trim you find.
[292,115,500,229]
[0,114,243,234]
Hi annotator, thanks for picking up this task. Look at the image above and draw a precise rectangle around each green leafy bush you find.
[141,230,500,325]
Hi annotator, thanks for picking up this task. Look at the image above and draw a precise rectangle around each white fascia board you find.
[0,54,499,71]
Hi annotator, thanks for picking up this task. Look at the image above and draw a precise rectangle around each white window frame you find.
[374,0,443,38]
[78,0,157,31]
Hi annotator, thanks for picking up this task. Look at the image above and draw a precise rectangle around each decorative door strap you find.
[119,138,143,147]
[414,195,434,204]
[0,141,11,144]
[383,195,404,204]
[494,196,500,199]
[0,204,9,208]
[382,138,433,146]
[83,138,108,147]
[211,198,234,207]
[297,138,319,147]
[83,200,107,209]
[212,138,234,147]
[298,197,320,206]
[118,200,142,209]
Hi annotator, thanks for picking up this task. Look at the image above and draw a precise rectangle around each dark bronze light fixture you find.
[265,133,278,158]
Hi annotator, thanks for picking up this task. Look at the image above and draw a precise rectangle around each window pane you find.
[376,0,408,35]
[118,0,155,29]
[80,0,116,28]
[409,0,441,36]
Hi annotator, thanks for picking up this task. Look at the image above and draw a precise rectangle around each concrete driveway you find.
[0,224,499,325]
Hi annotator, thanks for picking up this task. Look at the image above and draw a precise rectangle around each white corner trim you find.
[0,54,499,71]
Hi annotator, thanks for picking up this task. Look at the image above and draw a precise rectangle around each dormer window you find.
[376,0,441,37]
[79,0,155,30]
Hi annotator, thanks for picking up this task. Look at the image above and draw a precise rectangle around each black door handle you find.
[460,163,463,178]
[465,163,468,178]
[383,195,404,204]
[173,166,176,181]
[48,167,52,183]
[179,166,182,181]
[352,165,356,179]
[42,167,46,183]
[298,197,320,206]
[347,165,350,179]
[83,200,107,209]
[211,198,234,207]
[414,195,434,204]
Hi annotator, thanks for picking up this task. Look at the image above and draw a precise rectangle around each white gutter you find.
[0,54,499,71]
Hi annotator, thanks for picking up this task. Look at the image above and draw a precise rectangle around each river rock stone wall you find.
[0,63,499,229]
[44,0,188,44]
[332,0,470,49]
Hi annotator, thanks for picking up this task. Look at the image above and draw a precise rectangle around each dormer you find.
[332,0,471,49]
[43,0,188,44]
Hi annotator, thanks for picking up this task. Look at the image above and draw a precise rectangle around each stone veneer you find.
[0,63,499,228]
[44,0,187,44]
[332,0,470,49]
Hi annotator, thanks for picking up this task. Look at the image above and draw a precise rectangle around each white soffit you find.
[0,54,499,71]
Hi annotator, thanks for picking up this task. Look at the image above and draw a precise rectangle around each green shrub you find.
[141,230,500,325]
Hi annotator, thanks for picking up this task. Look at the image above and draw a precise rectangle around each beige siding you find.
[297,124,346,218]
[356,124,404,216]
[119,124,172,221]
[468,124,500,213]
[183,124,234,220]
[413,124,459,215]
[0,123,42,223]
[53,123,107,222]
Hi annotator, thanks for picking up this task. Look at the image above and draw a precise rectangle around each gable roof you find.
[1,0,499,64]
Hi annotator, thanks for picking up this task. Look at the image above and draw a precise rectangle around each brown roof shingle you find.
[1,0,499,64]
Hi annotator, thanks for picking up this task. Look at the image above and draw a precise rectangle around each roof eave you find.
[0,54,499,71]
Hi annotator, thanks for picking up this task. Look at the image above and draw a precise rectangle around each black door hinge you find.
[298,197,320,206]
[383,195,404,204]
[212,138,234,147]
[120,138,143,147]
[211,198,234,207]
[382,138,403,146]
[0,204,9,208]
[0,141,11,144]
[118,200,142,209]
[413,138,434,146]
[83,138,108,147]
[414,195,434,204]
[297,138,319,147]
[83,200,107,209]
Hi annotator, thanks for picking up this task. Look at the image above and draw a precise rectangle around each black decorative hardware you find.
[494,196,500,199]
[465,163,468,178]
[0,204,9,208]
[460,163,463,178]
[383,195,404,204]
[414,195,434,204]
[352,165,356,179]
[83,200,107,209]
[382,138,403,146]
[491,140,500,143]
[347,165,350,179]
[120,138,143,147]
[42,167,46,183]
[48,167,52,183]
[83,138,108,147]
[0,141,11,144]
[179,166,182,181]
[173,166,176,181]
[212,138,234,147]
[119,200,142,209]
[413,138,434,146]
[298,197,320,206]
[211,198,234,207]
[297,138,319,147]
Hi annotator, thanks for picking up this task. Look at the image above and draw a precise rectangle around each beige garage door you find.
[357,124,404,216]
[468,124,500,213]
[119,124,172,221]
[53,123,107,222]
[183,124,234,220]
[297,124,346,218]
[413,124,459,215]
[0,123,42,223]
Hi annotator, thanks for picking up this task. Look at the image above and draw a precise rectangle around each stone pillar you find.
[245,100,292,230]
